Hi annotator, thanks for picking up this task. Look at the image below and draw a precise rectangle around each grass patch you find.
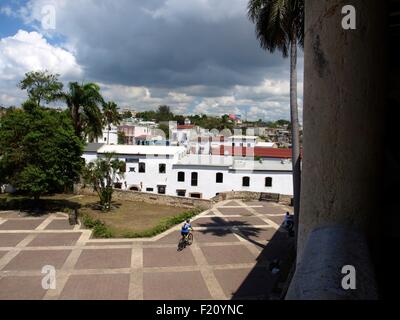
[120,208,202,238]
[81,207,202,239]
[0,193,204,238]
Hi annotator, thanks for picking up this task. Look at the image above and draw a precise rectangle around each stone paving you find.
[0,199,293,300]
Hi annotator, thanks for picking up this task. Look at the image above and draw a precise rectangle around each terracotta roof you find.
[177,125,195,129]
[212,146,300,159]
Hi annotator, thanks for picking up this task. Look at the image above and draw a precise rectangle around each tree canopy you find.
[0,104,84,199]
[18,70,63,107]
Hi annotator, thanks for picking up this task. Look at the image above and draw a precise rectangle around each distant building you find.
[118,125,153,145]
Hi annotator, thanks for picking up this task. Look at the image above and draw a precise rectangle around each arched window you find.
[242,176,250,187]
[265,177,273,187]
[216,172,223,183]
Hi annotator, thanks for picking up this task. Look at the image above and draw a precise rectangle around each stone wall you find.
[75,185,212,209]
[75,185,292,209]
[211,191,293,206]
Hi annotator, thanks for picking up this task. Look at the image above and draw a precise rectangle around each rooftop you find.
[97,145,186,156]
[84,143,105,153]
[176,124,195,130]
[228,135,258,140]
[175,154,233,167]
[232,159,292,171]
[175,154,292,171]
[212,146,296,159]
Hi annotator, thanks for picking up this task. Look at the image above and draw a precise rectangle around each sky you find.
[0,0,303,121]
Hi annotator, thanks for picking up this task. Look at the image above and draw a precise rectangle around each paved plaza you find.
[0,199,294,300]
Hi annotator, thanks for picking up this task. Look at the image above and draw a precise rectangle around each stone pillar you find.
[298,1,386,260]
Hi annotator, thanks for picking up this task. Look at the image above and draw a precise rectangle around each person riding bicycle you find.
[181,219,193,240]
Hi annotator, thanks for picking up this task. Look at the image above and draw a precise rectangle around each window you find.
[159,163,166,174]
[139,162,146,173]
[114,182,122,189]
[129,167,136,172]
[265,177,273,187]
[191,172,198,186]
[157,185,166,194]
[242,176,250,187]
[216,172,223,183]
[129,186,139,191]
[189,193,201,199]
[177,172,185,182]
[146,188,154,192]
[176,190,186,197]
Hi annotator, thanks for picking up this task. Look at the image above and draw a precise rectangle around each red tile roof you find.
[212,146,300,159]
[177,125,195,129]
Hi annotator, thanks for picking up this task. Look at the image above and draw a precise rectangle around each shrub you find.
[81,214,114,238]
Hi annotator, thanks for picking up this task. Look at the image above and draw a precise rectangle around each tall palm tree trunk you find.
[290,29,301,248]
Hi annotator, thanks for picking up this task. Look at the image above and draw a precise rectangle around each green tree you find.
[123,110,133,119]
[158,123,170,139]
[59,82,104,141]
[18,70,64,107]
[103,101,122,144]
[117,131,126,144]
[248,0,304,243]
[156,105,174,121]
[81,153,125,211]
[0,105,83,200]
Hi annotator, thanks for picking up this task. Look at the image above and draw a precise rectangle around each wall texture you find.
[75,184,293,208]
[298,0,385,260]
[75,184,213,209]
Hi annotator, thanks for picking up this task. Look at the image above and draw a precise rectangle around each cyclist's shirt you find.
[181,223,192,234]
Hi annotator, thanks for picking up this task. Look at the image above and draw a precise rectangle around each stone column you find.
[298,0,386,260]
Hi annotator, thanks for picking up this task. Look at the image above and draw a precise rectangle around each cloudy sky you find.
[0,0,303,121]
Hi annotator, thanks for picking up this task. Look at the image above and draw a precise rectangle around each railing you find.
[285,225,378,300]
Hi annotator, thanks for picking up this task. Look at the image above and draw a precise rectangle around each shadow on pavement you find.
[193,216,295,299]
[231,224,295,300]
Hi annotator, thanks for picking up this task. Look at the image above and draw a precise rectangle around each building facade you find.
[83,144,293,199]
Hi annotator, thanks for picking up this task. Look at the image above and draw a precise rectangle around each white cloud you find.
[0,30,82,81]
[0,30,83,107]
[1,1,305,123]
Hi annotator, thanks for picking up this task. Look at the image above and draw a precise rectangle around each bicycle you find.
[177,232,193,251]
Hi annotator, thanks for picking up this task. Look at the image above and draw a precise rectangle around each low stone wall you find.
[75,185,212,210]
[211,191,293,206]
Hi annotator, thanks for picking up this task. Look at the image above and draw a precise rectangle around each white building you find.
[101,125,118,144]
[83,144,293,199]
[256,142,278,148]
[226,136,258,148]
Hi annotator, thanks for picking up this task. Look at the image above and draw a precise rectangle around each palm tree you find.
[59,82,104,141]
[248,0,304,243]
[81,152,125,211]
[103,102,122,144]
